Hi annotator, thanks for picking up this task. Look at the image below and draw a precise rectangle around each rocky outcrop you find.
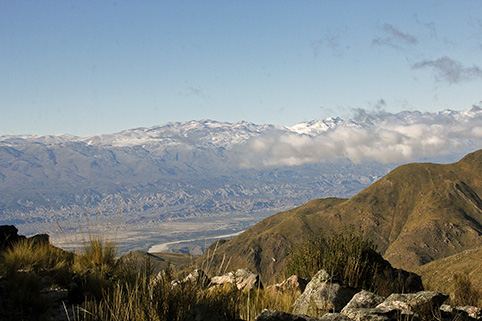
[0,225,24,250]
[292,270,360,314]
[255,269,480,321]
[266,275,309,295]
[184,269,210,288]
[210,269,263,291]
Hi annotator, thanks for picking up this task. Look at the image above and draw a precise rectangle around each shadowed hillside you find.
[200,149,482,282]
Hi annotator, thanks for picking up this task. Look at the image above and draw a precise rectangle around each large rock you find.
[341,308,395,321]
[0,225,22,250]
[266,275,310,295]
[292,270,360,315]
[375,291,448,315]
[440,304,482,320]
[341,290,385,312]
[319,313,353,321]
[210,269,263,291]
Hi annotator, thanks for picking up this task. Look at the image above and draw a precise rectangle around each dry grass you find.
[450,272,482,307]
[285,226,418,297]
[2,238,72,275]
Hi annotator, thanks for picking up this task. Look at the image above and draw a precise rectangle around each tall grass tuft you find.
[74,237,117,276]
[285,226,415,296]
[451,272,482,307]
[72,236,119,300]
[0,238,73,321]
[2,238,72,276]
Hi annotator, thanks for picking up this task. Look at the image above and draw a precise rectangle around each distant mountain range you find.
[1,108,481,248]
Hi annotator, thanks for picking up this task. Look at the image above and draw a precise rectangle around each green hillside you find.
[200,150,482,282]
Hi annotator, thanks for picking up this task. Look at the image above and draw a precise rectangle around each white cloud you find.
[238,107,482,168]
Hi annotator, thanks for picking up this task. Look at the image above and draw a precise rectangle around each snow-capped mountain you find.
[1,108,481,250]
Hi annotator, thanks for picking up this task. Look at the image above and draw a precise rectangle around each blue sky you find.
[1,1,482,136]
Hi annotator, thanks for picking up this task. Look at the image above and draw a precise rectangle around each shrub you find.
[285,226,420,296]
[451,272,481,307]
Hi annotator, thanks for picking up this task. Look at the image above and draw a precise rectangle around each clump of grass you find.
[285,226,418,296]
[450,272,482,307]
[72,236,119,300]
[238,288,300,321]
[73,237,117,276]
[1,238,72,276]
[0,238,74,321]
[80,264,243,321]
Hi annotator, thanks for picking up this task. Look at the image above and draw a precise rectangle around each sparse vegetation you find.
[285,226,421,297]
[0,224,479,321]
[451,272,482,307]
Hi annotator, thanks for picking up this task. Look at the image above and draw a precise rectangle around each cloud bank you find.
[239,107,482,168]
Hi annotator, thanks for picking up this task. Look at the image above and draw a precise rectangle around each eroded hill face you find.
[201,150,482,282]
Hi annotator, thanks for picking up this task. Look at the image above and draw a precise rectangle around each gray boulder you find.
[341,308,397,321]
[341,290,385,313]
[319,313,353,321]
[440,304,482,320]
[376,291,448,315]
[210,269,263,291]
[292,270,360,315]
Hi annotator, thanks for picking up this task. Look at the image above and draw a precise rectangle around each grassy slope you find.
[199,150,482,283]
[415,245,482,294]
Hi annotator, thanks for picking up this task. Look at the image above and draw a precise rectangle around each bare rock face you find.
[266,275,310,295]
[210,269,263,291]
[292,270,360,315]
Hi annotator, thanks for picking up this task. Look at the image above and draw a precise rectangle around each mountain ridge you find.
[200,149,482,282]
[1,108,481,251]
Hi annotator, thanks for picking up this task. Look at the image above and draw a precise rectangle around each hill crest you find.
[201,149,482,282]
